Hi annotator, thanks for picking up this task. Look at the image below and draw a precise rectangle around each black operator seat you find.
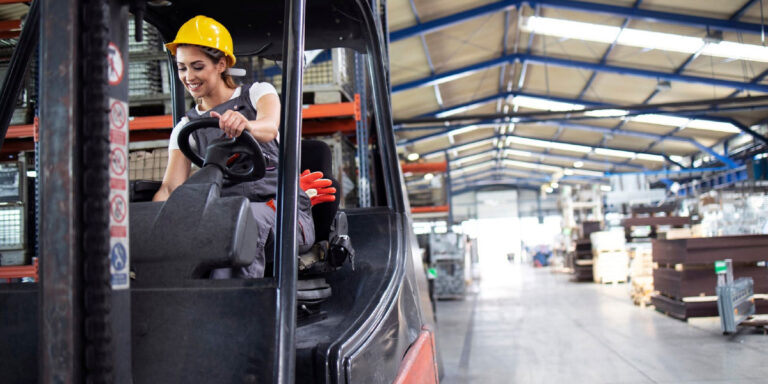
[298,140,354,274]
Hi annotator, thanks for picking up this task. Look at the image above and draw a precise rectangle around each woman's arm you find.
[212,93,281,142]
[248,93,280,142]
[152,149,192,201]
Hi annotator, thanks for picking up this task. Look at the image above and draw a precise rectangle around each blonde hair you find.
[178,43,237,89]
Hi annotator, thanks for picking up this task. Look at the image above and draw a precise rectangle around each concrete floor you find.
[435,261,768,384]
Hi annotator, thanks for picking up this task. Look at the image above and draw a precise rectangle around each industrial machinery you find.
[429,232,467,300]
[0,1,438,383]
[716,259,756,334]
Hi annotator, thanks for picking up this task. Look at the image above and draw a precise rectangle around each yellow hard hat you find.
[165,15,236,67]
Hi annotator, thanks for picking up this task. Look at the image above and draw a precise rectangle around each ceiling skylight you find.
[510,96,741,133]
[506,135,593,153]
[523,16,768,63]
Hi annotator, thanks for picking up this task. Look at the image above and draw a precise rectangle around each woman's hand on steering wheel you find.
[210,110,249,138]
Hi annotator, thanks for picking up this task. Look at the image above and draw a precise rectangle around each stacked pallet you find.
[629,244,654,306]
[591,230,629,284]
[651,235,768,320]
[129,149,168,181]
[571,221,602,282]
[572,239,594,281]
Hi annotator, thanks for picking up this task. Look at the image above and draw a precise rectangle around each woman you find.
[154,15,334,278]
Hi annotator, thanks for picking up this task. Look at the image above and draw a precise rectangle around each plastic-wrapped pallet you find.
[590,229,626,251]
[591,230,629,284]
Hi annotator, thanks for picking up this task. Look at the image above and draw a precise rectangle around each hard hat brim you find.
[164,41,236,67]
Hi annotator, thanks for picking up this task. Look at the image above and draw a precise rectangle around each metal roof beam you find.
[453,167,552,183]
[392,53,768,94]
[452,183,541,195]
[410,89,746,126]
[389,0,766,44]
[399,116,737,168]
[731,0,760,21]
[414,134,647,169]
[391,0,518,42]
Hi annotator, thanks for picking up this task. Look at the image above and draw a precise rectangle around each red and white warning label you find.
[107,42,124,86]
[109,97,130,290]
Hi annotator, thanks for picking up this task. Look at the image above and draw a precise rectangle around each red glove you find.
[300,169,336,206]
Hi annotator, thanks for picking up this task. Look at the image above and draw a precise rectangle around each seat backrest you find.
[301,140,340,242]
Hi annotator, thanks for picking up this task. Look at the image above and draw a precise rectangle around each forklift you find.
[0,0,438,383]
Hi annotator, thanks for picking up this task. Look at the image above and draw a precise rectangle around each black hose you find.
[80,1,113,382]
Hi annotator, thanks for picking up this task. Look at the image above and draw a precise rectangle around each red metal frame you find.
[393,327,439,384]
[401,162,447,173]
[0,257,38,282]
[411,205,449,214]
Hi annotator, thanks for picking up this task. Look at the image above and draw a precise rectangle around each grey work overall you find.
[187,84,315,278]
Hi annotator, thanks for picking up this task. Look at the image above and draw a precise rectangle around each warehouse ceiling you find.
[388,0,768,199]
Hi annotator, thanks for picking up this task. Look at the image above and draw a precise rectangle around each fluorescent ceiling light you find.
[594,147,636,159]
[422,152,444,160]
[447,125,479,136]
[631,114,741,133]
[453,162,494,175]
[686,119,742,133]
[524,16,768,63]
[564,169,574,176]
[703,41,768,63]
[600,185,613,192]
[573,161,584,168]
[503,159,563,172]
[452,152,493,165]
[506,136,592,153]
[406,153,420,161]
[635,153,666,162]
[632,114,690,127]
[572,169,606,178]
[436,102,487,117]
[504,149,533,157]
[506,94,736,134]
[423,173,434,181]
[512,95,584,111]
[584,109,629,118]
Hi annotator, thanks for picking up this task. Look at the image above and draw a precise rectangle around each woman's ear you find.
[217,57,227,74]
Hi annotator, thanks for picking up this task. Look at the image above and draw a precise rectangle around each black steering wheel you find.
[177,117,266,182]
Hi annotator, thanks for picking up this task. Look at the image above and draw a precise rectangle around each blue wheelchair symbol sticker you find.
[111,243,127,271]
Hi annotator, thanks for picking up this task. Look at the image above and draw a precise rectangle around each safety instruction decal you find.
[108,97,130,289]
[107,42,124,86]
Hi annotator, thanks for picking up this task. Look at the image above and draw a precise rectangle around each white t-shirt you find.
[168,82,278,151]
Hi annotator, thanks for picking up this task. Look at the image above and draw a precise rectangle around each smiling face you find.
[175,45,227,100]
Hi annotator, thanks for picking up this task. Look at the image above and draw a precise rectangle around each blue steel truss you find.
[392,53,768,95]
[390,0,765,43]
